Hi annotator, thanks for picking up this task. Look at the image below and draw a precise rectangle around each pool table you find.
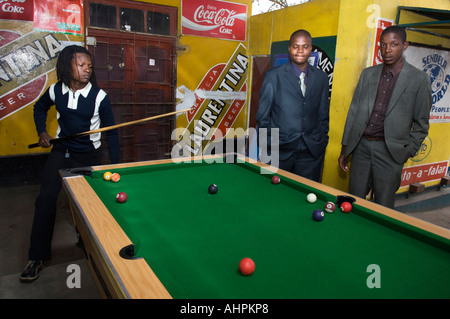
[61,155,450,299]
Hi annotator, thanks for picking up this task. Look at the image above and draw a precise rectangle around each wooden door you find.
[250,56,271,129]
[85,1,177,163]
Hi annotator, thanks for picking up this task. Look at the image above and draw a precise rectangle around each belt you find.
[364,135,385,141]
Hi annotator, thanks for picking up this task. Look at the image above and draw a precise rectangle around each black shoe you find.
[20,260,44,282]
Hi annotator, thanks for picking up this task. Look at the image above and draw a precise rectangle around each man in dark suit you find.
[256,29,330,182]
[338,26,432,208]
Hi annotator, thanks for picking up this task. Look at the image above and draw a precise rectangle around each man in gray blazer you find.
[339,26,432,208]
[256,29,330,182]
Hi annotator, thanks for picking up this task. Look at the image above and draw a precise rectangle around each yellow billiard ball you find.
[103,171,112,181]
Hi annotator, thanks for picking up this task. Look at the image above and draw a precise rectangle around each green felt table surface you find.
[84,159,450,298]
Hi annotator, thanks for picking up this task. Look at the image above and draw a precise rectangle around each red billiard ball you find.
[271,175,280,184]
[324,201,336,213]
[116,192,127,203]
[239,258,255,276]
[340,201,352,213]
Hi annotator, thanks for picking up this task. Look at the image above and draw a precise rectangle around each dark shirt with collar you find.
[290,60,308,85]
[33,81,120,163]
[364,58,404,137]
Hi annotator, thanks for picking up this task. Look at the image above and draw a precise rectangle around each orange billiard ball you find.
[110,173,120,182]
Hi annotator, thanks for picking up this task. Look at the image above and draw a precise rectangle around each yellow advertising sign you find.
[0,25,71,155]
[1,31,67,97]
[173,43,248,158]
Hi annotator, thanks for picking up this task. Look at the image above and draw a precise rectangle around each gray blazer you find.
[342,61,432,164]
[256,61,330,160]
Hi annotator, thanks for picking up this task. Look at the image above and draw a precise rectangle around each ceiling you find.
[395,6,450,39]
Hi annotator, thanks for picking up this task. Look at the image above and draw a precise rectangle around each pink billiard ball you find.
[340,201,352,213]
[324,201,336,213]
[239,258,255,276]
[271,175,280,184]
[116,192,127,203]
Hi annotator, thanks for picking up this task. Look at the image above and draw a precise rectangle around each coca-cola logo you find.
[2,3,24,13]
[194,5,237,27]
[182,0,247,42]
[0,0,33,21]
[1,0,27,12]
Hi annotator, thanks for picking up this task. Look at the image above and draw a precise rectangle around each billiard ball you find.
[239,258,255,276]
[208,184,218,194]
[312,209,324,221]
[110,173,120,182]
[324,201,336,213]
[271,175,280,184]
[307,193,317,203]
[340,201,352,213]
[116,192,127,203]
[103,171,112,181]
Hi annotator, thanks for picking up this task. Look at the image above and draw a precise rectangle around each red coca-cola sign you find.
[0,0,34,21]
[182,0,247,41]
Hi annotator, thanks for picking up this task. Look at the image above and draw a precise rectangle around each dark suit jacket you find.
[256,61,330,161]
[342,61,432,164]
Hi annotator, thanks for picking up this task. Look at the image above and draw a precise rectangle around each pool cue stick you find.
[28,107,191,149]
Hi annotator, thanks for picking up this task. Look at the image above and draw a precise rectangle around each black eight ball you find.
[208,184,218,194]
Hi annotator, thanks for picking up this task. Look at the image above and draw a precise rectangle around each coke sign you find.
[0,0,33,21]
[182,0,247,41]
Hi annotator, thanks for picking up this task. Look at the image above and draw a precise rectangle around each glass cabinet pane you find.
[120,7,144,32]
[89,3,117,29]
[148,11,170,35]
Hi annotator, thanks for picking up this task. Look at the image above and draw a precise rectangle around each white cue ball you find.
[307,193,317,203]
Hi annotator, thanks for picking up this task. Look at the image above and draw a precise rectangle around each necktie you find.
[299,72,306,96]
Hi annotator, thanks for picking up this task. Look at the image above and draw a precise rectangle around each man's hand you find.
[38,132,54,148]
[338,146,349,172]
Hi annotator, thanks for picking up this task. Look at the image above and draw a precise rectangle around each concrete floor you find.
[0,185,101,299]
[0,183,448,299]
[395,185,450,229]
